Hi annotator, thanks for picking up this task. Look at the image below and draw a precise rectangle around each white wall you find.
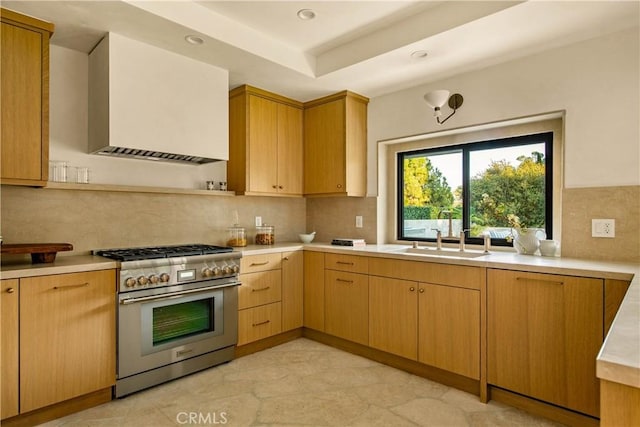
[49,45,227,189]
[368,27,640,194]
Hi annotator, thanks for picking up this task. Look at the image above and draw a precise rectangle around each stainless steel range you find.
[94,244,241,397]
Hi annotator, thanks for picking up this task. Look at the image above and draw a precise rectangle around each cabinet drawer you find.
[369,257,481,290]
[238,270,282,309]
[325,253,368,274]
[241,253,282,274]
[238,302,282,346]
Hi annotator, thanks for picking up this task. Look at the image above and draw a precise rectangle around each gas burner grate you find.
[94,244,233,261]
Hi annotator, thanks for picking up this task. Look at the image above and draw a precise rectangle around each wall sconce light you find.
[423,90,464,124]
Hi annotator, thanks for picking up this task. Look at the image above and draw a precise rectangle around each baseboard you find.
[489,386,600,427]
[234,328,303,358]
[302,328,480,397]
[1,387,112,427]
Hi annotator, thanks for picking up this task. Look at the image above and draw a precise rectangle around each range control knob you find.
[148,275,160,284]
[202,268,213,278]
[159,273,170,283]
[137,276,149,286]
[125,277,137,288]
[232,264,240,273]
[222,265,232,275]
[212,267,222,276]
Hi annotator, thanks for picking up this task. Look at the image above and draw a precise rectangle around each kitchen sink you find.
[391,247,489,259]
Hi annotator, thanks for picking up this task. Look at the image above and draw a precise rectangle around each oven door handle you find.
[120,281,240,305]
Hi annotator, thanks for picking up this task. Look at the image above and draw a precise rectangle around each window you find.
[397,132,553,246]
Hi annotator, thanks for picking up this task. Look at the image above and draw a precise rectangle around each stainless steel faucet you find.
[432,228,443,250]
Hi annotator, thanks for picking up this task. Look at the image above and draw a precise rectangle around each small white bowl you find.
[299,233,315,243]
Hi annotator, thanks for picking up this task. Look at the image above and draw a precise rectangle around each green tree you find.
[403,156,453,219]
[470,152,546,229]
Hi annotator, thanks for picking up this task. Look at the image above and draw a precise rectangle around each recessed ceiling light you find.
[297,9,316,20]
[185,35,204,45]
[410,50,428,60]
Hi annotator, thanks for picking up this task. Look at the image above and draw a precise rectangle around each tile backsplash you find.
[1,185,637,264]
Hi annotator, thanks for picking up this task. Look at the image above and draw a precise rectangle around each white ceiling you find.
[3,1,639,102]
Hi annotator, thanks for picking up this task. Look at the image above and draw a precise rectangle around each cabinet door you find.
[276,104,303,195]
[20,270,116,413]
[1,279,19,419]
[325,270,368,345]
[487,269,603,417]
[1,21,46,182]
[418,283,480,379]
[248,94,278,193]
[304,98,346,195]
[303,251,324,331]
[282,251,303,331]
[369,276,417,360]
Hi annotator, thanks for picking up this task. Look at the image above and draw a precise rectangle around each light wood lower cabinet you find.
[281,251,303,331]
[1,279,19,419]
[369,276,418,360]
[487,269,603,417]
[418,283,480,379]
[368,274,480,379]
[238,253,283,346]
[19,270,116,413]
[303,251,325,331]
[324,269,369,345]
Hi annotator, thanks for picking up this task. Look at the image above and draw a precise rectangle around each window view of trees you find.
[399,133,552,244]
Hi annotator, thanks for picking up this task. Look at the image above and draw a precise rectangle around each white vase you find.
[513,228,546,255]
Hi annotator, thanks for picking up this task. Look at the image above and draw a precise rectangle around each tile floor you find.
[43,338,564,426]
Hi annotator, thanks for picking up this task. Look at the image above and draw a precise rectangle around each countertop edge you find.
[0,255,118,279]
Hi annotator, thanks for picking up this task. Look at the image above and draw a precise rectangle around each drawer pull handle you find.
[336,261,354,266]
[53,282,89,290]
[176,349,193,357]
[283,257,289,261]
[251,286,271,292]
[409,287,415,292]
[6,287,15,294]
[516,277,564,285]
[336,278,354,284]
[419,288,425,293]
[253,320,271,327]
[250,261,270,266]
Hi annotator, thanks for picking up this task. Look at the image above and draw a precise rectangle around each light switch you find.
[355,216,363,228]
[592,219,615,238]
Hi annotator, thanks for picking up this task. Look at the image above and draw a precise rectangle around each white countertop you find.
[3,242,637,389]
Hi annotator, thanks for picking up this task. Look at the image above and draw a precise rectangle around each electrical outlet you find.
[592,219,615,238]
[255,216,262,227]
[355,216,363,228]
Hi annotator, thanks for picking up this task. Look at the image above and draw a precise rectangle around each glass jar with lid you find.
[255,225,275,245]
[227,225,247,247]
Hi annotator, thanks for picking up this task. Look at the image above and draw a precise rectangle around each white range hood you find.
[88,33,229,165]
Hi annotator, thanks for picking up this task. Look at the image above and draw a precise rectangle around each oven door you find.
[117,281,238,379]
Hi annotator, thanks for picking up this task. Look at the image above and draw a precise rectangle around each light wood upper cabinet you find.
[19,270,116,413]
[228,85,303,196]
[1,9,54,186]
[303,251,325,331]
[281,250,304,331]
[304,91,369,197]
[1,279,19,420]
[487,269,603,417]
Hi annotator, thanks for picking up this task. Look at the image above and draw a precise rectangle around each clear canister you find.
[255,225,275,245]
[227,225,247,247]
